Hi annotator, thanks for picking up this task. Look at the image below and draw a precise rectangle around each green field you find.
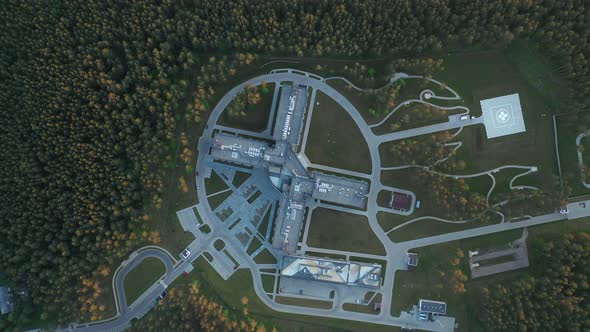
[207,189,233,210]
[124,258,166,305]
[305,91,372,174]
[388,215,500,243]
[275,296,333,309]
[261,274,276,293]
[204,171,230,195]
[372,103,461,135]
[432,47,564,190]
[253,248,277,264]
[232,170,252,187]
[306,208,385,255]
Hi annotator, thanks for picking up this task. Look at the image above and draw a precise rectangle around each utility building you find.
[0,287,13,315]
[418,299,447,315]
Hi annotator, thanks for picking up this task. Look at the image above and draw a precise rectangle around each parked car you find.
[158,291,167,300]
[419,313,428,321]
[180,249,190,259]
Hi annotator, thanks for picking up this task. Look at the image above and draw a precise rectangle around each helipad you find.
[480,93,526,138]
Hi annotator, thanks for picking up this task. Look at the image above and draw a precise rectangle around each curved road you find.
[65,247,181,332]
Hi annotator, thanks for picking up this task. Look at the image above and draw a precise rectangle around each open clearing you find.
[306,208,385,255]
[124,257,166,305]
[305,91,372,174]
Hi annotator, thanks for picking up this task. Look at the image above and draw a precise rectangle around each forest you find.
[478,232,590,332]
[0,0,589,330]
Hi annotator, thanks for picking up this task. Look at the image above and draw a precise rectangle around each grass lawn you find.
[377,212,406,233]
[377,190,392,208]
[372,103,461,135]
[257,206,272,237]
[254,248,277,264]
[388,216,499,243]
[306,208,385,255]
[261,274,275,293]
[205,171,230,195]
[463,174,493,196]
[488,167,540,203]
[207,190,233,210]
[433,47,565,190]
[124,257,166,305]
[555,112,590,197]
[218,82,276,132]
[232,170,251,187]
[305,91,372,174]
[246,237,263,255]
[327,77,446,126]
[275,296,333,309]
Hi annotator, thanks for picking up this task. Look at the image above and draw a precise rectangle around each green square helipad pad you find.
[480,93,526,139]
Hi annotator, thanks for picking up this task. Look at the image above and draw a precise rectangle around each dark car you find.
[158,290,167,299]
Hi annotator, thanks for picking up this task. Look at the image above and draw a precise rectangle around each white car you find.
[419,313,428,321]
[180,249,190,259]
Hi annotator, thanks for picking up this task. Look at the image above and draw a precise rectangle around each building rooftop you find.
[271,196,306,254]
[311,173,368,209]
[273,84,308,145]
[419,299,447,314]
[281,256,382,288]
[210,133,286,167]
[407,252,419,267]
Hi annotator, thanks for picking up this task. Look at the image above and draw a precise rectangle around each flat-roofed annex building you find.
[281,256,382,288]
[209,133,286,167]
[312,173,368,209]
[418,299,447,315]
[273,84,308,145]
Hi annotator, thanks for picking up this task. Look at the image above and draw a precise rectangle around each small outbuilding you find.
[390,192,412,211]
[406,252,419,271]
[0,286,14,315]
[418,298,447,315]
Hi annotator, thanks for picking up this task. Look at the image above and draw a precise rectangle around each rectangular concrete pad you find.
[176,206,200,231]
[480,93,526,139]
